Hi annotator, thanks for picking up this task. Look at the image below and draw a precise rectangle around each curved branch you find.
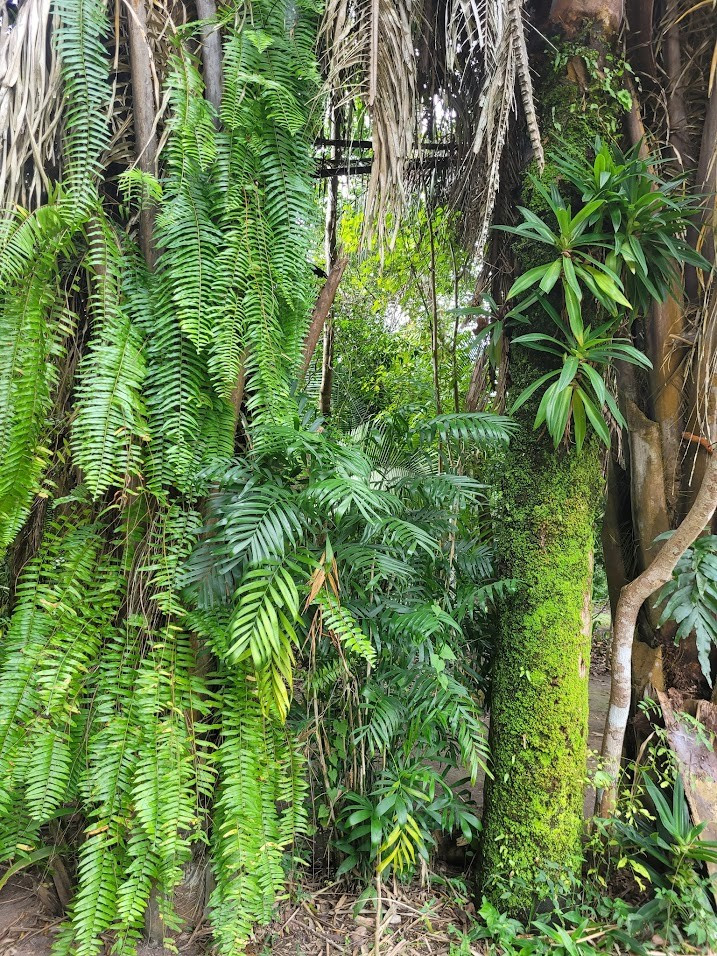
[598,450,717,816]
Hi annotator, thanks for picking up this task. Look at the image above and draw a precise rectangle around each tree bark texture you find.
[606,3,717,704]
[299,256,348,378]
[599,450,717,815]
[127,0,159,269]
[480,420,602,910]
[195,0,223,114]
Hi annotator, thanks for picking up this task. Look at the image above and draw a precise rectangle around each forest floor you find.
[0,651,613,956]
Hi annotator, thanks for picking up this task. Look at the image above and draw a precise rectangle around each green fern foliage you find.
[0,0,512,947]
[0,514,124,822]
[212,1,319,412]
[313,590,377,665]
[53,0,112,210]
[210,671,308,955]
[71,218,148,497]
[0,261,56,546]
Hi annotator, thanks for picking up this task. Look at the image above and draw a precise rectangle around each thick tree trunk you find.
[480,0,625,910]
[480,424,601,910]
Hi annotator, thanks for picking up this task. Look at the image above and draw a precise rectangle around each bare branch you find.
[599,449,717,816]
[299,257,349,379]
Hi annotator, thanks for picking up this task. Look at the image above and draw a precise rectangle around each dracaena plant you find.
[509,293,650,451]
[553,139,709,314]
[497,141,708,450]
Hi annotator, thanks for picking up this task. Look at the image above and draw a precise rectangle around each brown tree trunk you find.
[299,257,348,379]
[127,0,159,269]
[195,0,223,114]
[319,103,340,416]
[480,0,623,911]
[319,319,334,417]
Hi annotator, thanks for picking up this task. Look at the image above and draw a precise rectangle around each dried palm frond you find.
[452,0,542,249]
[319,0,543,247]
[320,0,418,245]
[0,0,62,211]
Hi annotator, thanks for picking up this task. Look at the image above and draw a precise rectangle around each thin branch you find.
[598,450,717,816]
[299,256,349,379]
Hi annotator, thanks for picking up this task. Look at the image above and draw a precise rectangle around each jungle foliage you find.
[1,0,717,953]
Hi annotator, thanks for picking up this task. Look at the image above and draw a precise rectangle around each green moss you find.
[478,42,622,913]
[480,421,602,911]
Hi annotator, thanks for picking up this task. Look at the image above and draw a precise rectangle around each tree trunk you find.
[599,450,717,815]
[319,103,340,417]
[480,0,624,910]
[127,0,159,269]
[299,257,348,379]
[480,423,601,910]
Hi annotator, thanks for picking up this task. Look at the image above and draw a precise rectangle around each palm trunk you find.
[480,0,623,910]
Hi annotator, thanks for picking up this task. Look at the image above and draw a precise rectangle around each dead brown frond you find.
[0,0,62,211]
[319,0,544,247]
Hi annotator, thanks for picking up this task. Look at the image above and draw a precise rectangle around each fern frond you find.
[0,515,114,816]
[227,561,300,719]
[182,474,306,607]
[54,0,112,210]
[210,671,303,953]
[0,261,56,547]
[71,218,148,497]
[313,590,376,665]
[419,411,516,447]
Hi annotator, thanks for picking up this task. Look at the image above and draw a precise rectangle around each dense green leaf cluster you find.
[657,532,717,685]
[499,140,708,449]
[0,0,322,951]
[185,409,513,882]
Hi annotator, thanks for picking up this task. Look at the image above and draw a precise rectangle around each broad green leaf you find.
[510,370,559,413]
[539,258,562,293]
[507,263,553,300]
[564,283,584,341]
[572,389,587,452]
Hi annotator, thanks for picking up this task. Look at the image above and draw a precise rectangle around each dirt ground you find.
[0,870,478,956]
[0,670,612,955]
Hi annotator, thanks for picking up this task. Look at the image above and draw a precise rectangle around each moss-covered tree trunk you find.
[480,421,601,908]
[479,0,623,911]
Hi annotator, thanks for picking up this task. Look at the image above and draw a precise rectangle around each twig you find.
[374,872,382,956]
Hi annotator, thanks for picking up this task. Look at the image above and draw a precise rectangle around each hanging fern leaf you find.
[0,262,56,547]
[71,219,148,497]
[313,590,376,665]
[54,0,112,211]
[226,561,301,718]
[210,671,307,953]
